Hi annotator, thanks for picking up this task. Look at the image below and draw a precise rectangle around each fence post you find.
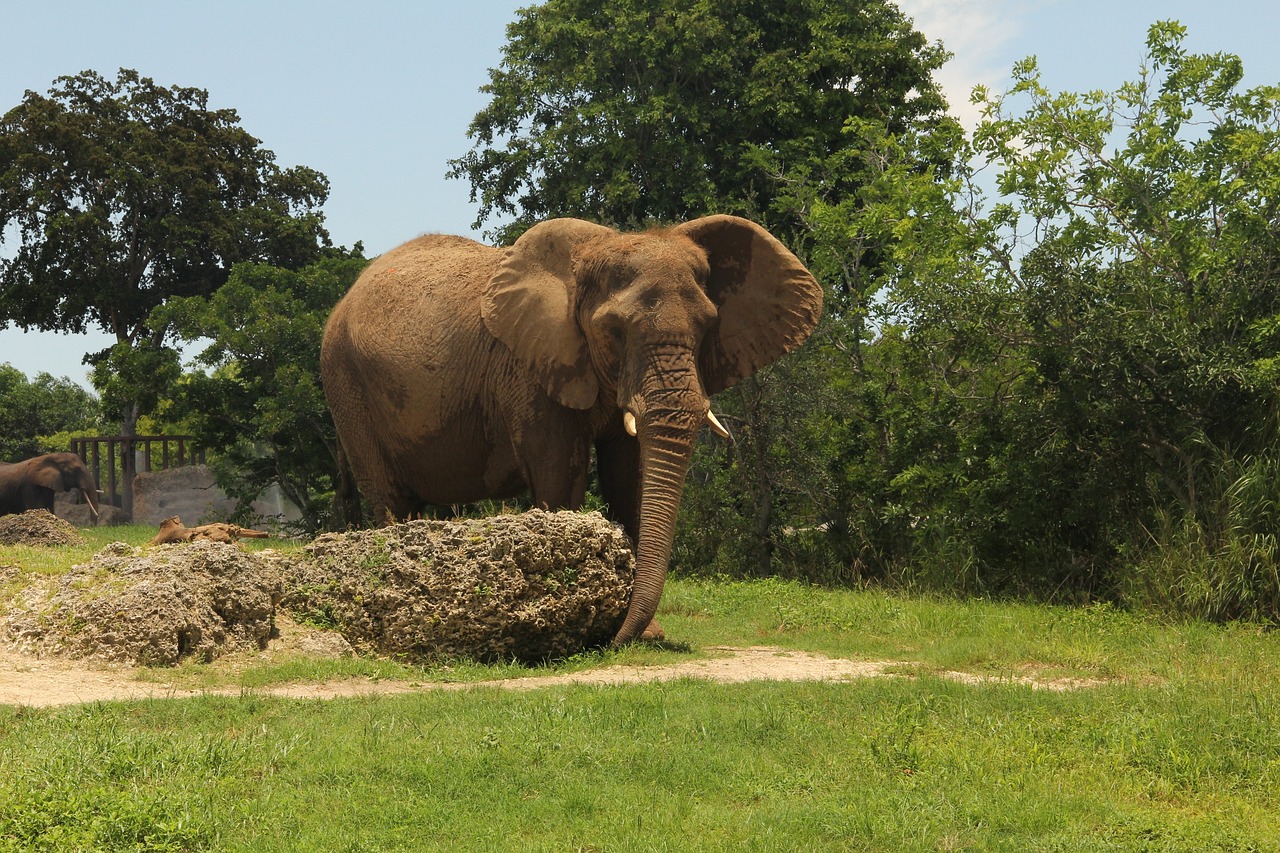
[64,435,198,517]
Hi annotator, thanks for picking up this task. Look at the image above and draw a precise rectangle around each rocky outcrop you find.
[281,510,634,664]
[1,510,636,668]
[0,509,85,546]
[5,541,282,665]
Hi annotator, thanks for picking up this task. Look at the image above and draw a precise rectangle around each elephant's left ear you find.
[675,215,823,395]
[483,219,615,410]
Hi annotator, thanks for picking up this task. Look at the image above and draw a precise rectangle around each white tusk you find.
[706,410,731,439]
[623,411,638,437]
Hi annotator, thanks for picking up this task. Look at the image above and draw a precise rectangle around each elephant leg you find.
[596,432,640,543]
[523,435,590,511]
[517,407,592,511]
[341,428,417,524]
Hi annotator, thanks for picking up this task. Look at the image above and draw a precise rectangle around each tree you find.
[0,364,106,461]
[955,21,1280,614]
[449,0,952,242]
[0,68,333,440]
[155,255,367,533]
[450,0,958,578]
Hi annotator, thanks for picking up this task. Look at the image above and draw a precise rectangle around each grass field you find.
[2,528,1278,850]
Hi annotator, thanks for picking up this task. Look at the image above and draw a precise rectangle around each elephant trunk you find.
[612,367,705,646]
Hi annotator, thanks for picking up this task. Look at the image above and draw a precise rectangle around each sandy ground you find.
[0,621,1109,707]
[0,643,899,707]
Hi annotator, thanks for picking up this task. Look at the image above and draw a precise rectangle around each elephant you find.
[0,452,101,522]
[320,215,822,645]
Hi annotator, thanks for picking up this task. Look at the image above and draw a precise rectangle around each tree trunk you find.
[738,375,776,577]
[120,400,139,520]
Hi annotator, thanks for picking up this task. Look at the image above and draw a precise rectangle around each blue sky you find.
[3,0,1278,388]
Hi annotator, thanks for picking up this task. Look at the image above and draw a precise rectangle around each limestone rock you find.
[6,540,282,665]
[280,510,633,664]
[0,509,85,546]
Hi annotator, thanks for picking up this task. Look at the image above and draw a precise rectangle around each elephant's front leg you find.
[595,430,640,543]
[517,410,593,511]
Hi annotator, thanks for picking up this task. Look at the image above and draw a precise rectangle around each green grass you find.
[2,537,1279,850]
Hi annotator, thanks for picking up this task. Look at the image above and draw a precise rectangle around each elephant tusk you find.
[706,410,732,440]
[623,411,638,437]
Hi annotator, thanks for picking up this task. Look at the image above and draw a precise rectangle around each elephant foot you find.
[639,618,665,643]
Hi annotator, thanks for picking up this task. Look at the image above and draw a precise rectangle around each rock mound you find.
[5,541,282,665]
[0,509,86,546]
[281,510,633,664]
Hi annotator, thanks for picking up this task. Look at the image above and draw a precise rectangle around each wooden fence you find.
[70,435,206,518]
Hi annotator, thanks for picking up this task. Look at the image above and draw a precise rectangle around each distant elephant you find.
[0,452,100,523]
[321,215,822,645]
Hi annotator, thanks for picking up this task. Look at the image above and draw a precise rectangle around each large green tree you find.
[449,0,952,242]
[450,0,957,577]
[0,68,333,441]
[155,255,366,533]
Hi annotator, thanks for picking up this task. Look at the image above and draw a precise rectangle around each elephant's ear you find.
[675,215,823,395]
[28,457,66,491]
[483,218,616,410]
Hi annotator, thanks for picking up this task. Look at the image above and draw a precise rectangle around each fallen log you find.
[150,515,270,546]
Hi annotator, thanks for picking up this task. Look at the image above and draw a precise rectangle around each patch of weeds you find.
[294,602,340,631]
[356,550,389,571]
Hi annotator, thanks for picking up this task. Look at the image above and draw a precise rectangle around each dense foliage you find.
[0,68,333,436]
[155,255,367,532]
[456,8,1280,621]
[0,364,106,461]
[751,21,1280,619]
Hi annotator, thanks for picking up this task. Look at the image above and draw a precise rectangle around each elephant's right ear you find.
[28,457,66,491]
[483,218,615,410]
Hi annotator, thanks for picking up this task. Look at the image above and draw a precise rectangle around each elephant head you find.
[28,452,100,521]
[483,215,822,644]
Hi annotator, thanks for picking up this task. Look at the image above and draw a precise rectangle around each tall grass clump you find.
[1121,453,1280,623]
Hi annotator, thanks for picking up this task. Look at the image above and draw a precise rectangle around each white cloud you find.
[896,0,1045,129]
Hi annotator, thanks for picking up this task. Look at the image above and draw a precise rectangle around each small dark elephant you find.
[0,452,100,522]
[321,215,823,645]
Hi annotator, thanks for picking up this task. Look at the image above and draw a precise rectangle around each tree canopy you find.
[448,0,953,239]
[0,364,105,461]
[0,68,333,432]
[155,255,367,531]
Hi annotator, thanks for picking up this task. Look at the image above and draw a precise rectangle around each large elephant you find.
[0,452,100,522]
[321,215,822,645]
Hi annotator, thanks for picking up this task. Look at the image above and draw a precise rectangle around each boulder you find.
[53,490,116,527]
[280,510,634,664]
[0,509,85,546]
[5,540,282,665]
[131,464,237,525]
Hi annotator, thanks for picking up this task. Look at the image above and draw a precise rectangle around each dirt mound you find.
[5,541,282,665]
[281,510,633,664]
[0,509,86,546]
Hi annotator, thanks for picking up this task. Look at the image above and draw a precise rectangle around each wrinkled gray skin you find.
[321,215,822,645]
[0,452,100,522]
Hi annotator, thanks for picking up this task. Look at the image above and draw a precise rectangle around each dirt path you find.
[0,645,895,707]
[0,638,1108,708]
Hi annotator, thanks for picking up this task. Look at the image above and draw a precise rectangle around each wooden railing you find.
[70,435,206,518]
